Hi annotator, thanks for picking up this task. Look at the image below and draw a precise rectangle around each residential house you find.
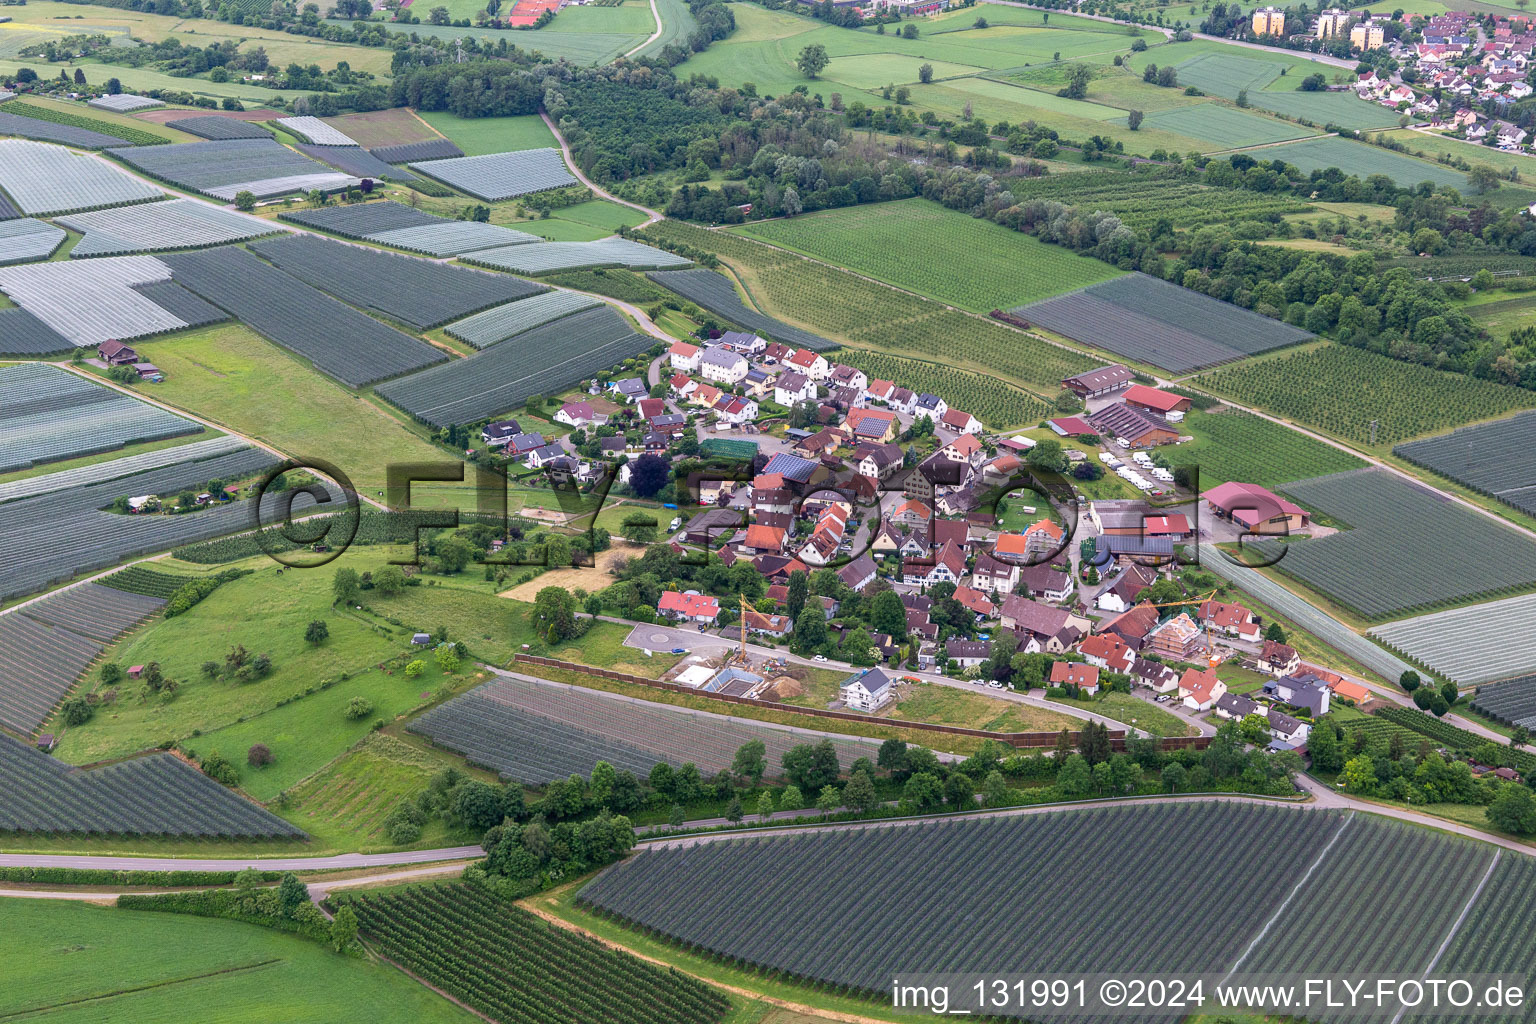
[945,639,990,668]
[855,442,904,481]
[999,596,1087,652]
[1061,364,1133,399]
[787,348,830,380]
[649,413,687,438]
[762,342,792,364]
[741,608,792,638]
[1328,678,1371,705]
[1215,693,1260,720]
[904,452,968,504]
[505,432,546,457]
[1132,657,1180,693]
[1178,667,1226,711]
[1145,613,1207,661]
[700,347,749,384]
[669,341,701,373]
[840,668,894,711]
[940,433,984,469]
[1023,518,1065,557]
[837,553,878,593]
[845,407,898,444]
[741,524,787,554]
[713,395,758,427]
[951,585,995,620]
[1264,673,1330,716]
[1199,599,1262,642]
[774,370,817,407]
[554,401,598,428]
[936,487,981,518]
[829,363,868,391]
[1050,661,1101,695]
[903,539,965,587]
[1267,708,1310,747]
[98,339,138,365]
[940,408,982,435]
[481,419,522,447]
[524,443,568,468]
[913,392,948,422]
[690,383,723,409]
[1258,640,1300,677]
[970,551,1019,596]
[889,498,933,531]
[613,377,648,402]
[1095,563,1157,613]
[720,330,765,355]
[658,590,720,624]
[1103,603,1162,651]
[863,379,896,405]
[1079,632,1134,674]
[888,387,917,415]
[1017,562,1073,603]
[762,453,823,490]
[668,374,697,399]
[792,427,844,460]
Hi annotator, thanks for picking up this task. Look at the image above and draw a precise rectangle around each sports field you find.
[1263,137,1468,190]
[732,198,1123,312]
[0,899,471,1024]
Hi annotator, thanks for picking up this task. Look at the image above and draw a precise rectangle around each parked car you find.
[813,654,827,662]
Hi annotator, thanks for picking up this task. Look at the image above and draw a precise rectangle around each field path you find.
[624,0,664,58]
[541,112,662,227]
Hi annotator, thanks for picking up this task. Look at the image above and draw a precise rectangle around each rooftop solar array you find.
[59,198,285,257]
[464,237,690,275]
[0,217,65,265]
[408,148,577,201]
[0,140,163,215]
[87,93,164,112]
[275,115,355,146]
[0,254,190,346]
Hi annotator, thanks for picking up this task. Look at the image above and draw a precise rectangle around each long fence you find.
[513,655,1211,752]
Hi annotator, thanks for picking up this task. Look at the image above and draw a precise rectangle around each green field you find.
[732,198,1123,312]
[1371,128,1533,180]
[324,16,642,64]
[1120,103,1309,148]
[415,111,558,156]
[1467,293,1536,342]
[1171,407,1367,488]
[1172,49,1404,130]
[1262,137,1468,190]
[0,899,472,1024]
[0,56,285,106]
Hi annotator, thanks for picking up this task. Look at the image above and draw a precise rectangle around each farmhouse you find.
[98,339,138,365]
[1121,384,1192,419]
[658,590,720,624]
[1204,481,1310,534]
[1061,364,1133,399]
[1089,405,1179,449]
[840,668,894,711]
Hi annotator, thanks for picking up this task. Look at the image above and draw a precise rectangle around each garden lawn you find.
[119,323,470,508]
[733,198,1122,312]
[189,660,481,800]
[416,111,558,156]
[1054,691,1198,737]
[51,557,404,765]
[0,898,472,1024]
[883,682,1077,733]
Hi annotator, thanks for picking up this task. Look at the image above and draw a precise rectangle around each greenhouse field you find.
[0,733,303,837]
[0,362,201,473]
[0,109,136,149]
[409,672,882,784]
[467,238,691,274]
[369,138,463,163]
[445,289,600,349]
[275,115,356,146]
[1253,468,1536,619]
[59,198,284,258]
[1202,345,1536,447]
[0,139,163,216]
[376,305,650,427]
[109,138,358,201]
[163,246,447,387]
[87,93,163,113]
[1369,593,1536,686]
[277,199,443,239]
[409,148,577,200]
[248,234,544,330]
[163,115,273,140]
[368,220,542,257]
[0,255,193,346]
[295,144,412,182]
[1014,272,1312,373]
[1470,674,1536,730]
[646,267,837,352]
[1394,411,1536,518]
[0,308,71,355]
[0,217,64,265]
[732,198,1124,312]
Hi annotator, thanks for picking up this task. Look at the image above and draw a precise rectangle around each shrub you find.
[247,743,274,768]
[344,697,375,720]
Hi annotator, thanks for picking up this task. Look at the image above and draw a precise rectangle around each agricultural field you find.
[1115,103,1309,147]
[409,148,577,201]
[368,138,465,164]
[345,884,731,1024]
[647,267,837,352]
[1201,345,1536,447]
[1470,674,1536,731]
[281,732,472,845]
[1252,468,1536,619]
[445,289,601,349]
[1371,593,1536,687]
[0,107,142,149]
[0,255,228,347]
[164,115,275,141]
[832,349,1048,428]
[0,362,201,473]
[1262,137,1468,191]
[323,108,442,149]
[1466,292,1536,344]
[0,308,71,355]
[731,198,1123,312]
[641,218,1097,395]
[1002,171,1312,231]
[415,111,557,157]
[410,672,883,784]
[579,801,1352,996]
[163,246,447,388]
[1434,853,1536,1008]
[1172,48,1404,130]
[1015,272,1313,374]
[467,237,691,274]
[1394,411,1536,519]
[0,139,163,216]
[109,138,357,201]
[1171,407,1366,489]
[248,234,544,331]
[377,304,651,427]
[296,144,416,183]
[0,899,473,1024]
[58,198,284,258]
[0,732,303,837]
[0,433,246,503]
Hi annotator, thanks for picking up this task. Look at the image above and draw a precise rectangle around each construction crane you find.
[1136,590,1222,669]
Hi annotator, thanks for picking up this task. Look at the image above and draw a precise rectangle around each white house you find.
[1267,708,1310,747]
[773,370,816,407]
[713,395,758,426]
[669,341,701,373]
[700,347,749,384]
[786,348,830,380]
[554,401,598,428]
[840,668,894,711]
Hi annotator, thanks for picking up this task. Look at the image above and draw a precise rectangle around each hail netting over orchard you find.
[0,733,304,837]
[409,673,883,784]
[0,140,163,216]
[0,583,167,734]
[108,139,359,201]
[162,115,274,140]
[0,363,201,472]
[0,111,138,150]
[648,268,839,352]
[247,234,545,331]
[87,93,164,113]
[375,305,650,428]
[58,199,286,258]
[295,144,414,182]
[0,255,193,346]
[0,444,311,603]
[275,200,541,255]
[162,246,447,387]
[368,138,463,164]
[274,115,357,146]
[465,238,691,275]
[408,148,577,201]
[0,218,65,265]
[0,308,70,355]
[445,290,600,350]
[0,434,250,505]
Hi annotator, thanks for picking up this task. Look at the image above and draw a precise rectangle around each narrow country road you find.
[623,0,664,59]
[540,111,662,227]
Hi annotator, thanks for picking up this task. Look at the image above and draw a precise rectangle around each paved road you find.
[0,847,486,873]
[624,0,664,58]
[541,112,662,228]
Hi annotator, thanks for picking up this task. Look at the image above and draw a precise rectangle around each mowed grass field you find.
[1262,137,1468,190]
[416,110,558,156]
[0,899,472,1024]
[1172,48,1404,130]
[1120,103,1309,147]
[732,198,1123,312]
